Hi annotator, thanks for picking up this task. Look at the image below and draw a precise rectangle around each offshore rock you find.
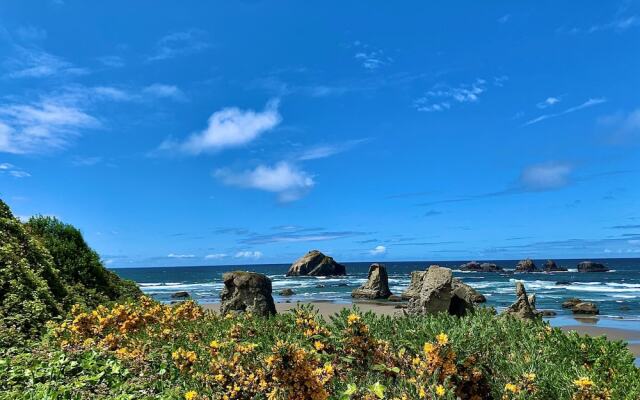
[220,271,276,316]
[577,261,609,273]
[286,250,346,276]
[460,261,503,272]
[515,259,538,272]
[503,282,538,320]
[352,263,392,299]
[406,266,478,316]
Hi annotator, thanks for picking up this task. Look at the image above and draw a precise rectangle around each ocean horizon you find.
[113,257,640,320]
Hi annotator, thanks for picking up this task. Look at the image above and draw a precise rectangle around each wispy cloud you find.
[523,98,606,126]
[414,79,489,112]
[296,139,367,161]
[215,161,314,202]
[0,96,99,154]
[167,253,195,258]
[497,14,511,24]
[240,227,364,245]
[70,156,103,167]
[609,224,640,229]
[97,55,125,68]
[0,162,31,178]
[234,251,263,259]
[599,108,640,145]
[165,99,281,154]
[148,29,210,61]
[4,45,88,79]
[352,41,392,70]
[519,162,573,191]
[205,253,228,259]
[142,83,186,101]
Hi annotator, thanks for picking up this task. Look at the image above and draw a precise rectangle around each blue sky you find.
[1,1,639,267]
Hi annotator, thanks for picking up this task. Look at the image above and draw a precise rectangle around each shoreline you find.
[201,301,640,358]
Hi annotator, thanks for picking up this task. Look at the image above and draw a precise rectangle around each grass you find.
[1,297,638,399]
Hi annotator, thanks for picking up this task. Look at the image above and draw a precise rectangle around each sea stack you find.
[220,271,276,316]
[459,261,503,272]
[577,261,609,273]
[286,250,346,276]
[515,259,537,272]
[351,263,392,299]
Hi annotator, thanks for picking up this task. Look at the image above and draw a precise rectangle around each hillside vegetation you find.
[0,199,140,345]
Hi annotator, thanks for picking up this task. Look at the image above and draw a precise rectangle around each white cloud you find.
[148,29,210,61]
[93,86,136,102]
[215,161,314,202]
[519,162,573,191]
[524,98,606,126]
[4,46,88,79]
[0,162,30,178]
[142,83,186,100]
[353,42,392,70]
[234,251,263,259]
[167,253,195,258]
[536,97,561,109]
[415,79,488,112]
[176,100,281,154]
[370,245,387,255]
[97,55,125,68]
[588,15,639,33]
[205,253,228,259]
[0,98,99,154]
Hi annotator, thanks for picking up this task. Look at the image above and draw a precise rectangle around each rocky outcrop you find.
[171,291,190,299]
[562,298,582,308]
[577,261,609,273]
[278,288,295,296]
[503,282,538,320]
[572,302,599,315]
[352,263,392,299]
[286,250,346,276]
[452,278,486,303]
[515,259,537,272]
[406,266,481,316]
[460,261,503,272]
[220,271,276,316]
[543,260,568,272]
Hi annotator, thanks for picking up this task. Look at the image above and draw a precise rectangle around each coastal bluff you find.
[286,250,346,276]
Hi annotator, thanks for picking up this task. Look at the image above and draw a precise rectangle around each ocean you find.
[113,258,640,320]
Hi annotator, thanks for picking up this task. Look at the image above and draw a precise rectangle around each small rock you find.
[562,298,582,308]
[544,260,568,272]
[555,281,572,285]
[278,288,295,296]
[315,284,326,288]
[577,261,609,273]
[352,263,392,299]
[538,310,557,316]
[459,261,503,272]
[388,295,403,302]
[572,302,599,315]
[171,291,190,299]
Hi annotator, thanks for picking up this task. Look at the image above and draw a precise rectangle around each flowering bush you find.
[1,299,639,399]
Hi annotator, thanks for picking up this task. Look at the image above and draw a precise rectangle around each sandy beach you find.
[202,300,640,357]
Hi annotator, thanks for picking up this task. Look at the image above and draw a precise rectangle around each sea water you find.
[113,258,640,320]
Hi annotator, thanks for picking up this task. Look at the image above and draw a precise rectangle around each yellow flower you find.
[184,391,197,400]
[524,372,536,382]
[323,362,334,375]
[314,340,325,351]
[574,377,594,388]
[423,342,435,354]
[435,384,446,396]
[347,313,361,325]
[436,332,449,345]
[209,340,220,350]
[504,383,519,393]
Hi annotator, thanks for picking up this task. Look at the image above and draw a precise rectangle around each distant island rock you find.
[286,250,346,276]
[577,261,609,273]
[171,291,190,299]
[459,261,503,272]
[352,263,392,299]
[515,259,538,273]
[543,260,568,272]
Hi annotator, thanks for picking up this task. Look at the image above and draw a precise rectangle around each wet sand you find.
[201,301,640,357]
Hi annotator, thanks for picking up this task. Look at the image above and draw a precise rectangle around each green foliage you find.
[2,300,638,399]
[25,215,141,308]
[0,199,141,346]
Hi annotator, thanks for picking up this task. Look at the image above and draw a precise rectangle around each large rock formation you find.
[515,259,537,272]
[502,282,538,320]
[577,261,609,273]
[543,259,568,272]
[352,263,392,299]
[562,298,582,308]
[572,302,599,315]
[220,271,276,316]
[405,266,482,316]
[286,250,346,276]
[460,261,503,272]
